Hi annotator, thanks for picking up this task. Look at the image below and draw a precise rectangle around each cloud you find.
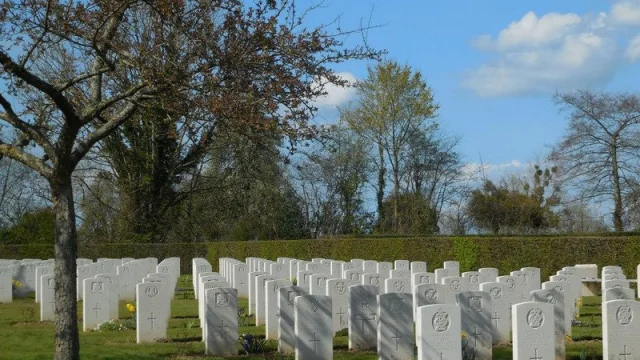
[626,33,640,60]
[312,72,357,108]
[463,5,632,97]
[611,1,640,25]
[461,160,527,177]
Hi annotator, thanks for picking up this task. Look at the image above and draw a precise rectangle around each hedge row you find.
[0,243,208,274]
[1,237,638,280]
[207,236,640,280]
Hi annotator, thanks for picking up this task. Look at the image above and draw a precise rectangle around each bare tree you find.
[550,90,640,232]
[0,159,48,227]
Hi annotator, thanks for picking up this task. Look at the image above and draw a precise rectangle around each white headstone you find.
[248,271,268,315]
[278,285,307,353]
[136,282,168,343]
[462,271,481,291]
[604,287,635,302]
[348,284,379,349]
[377,262,393,280]
[384,277,410,294]
[255,274,275,325]
[377,292,413,360]
[295,295,333,360]
[204,287,238,356]
[343,270,364,283]
[326,278,354,332]
[0,274,12,303]
[39,274,55,321]
[35,266,53,304]
[309,274,328,296]
[457,291,492,360]
[297,270,314,291]
[232,263,248,297]
[410,261,427,274]
[83,278,109,331]
[363,260,378,274]
[434,268,451,284]
[602,299,640,360]
[362,273,382,288]
[95,273,119,320]
[531,289,565,360]
[479,282,510,345]
[479,268,499,283]
[416,304,461,360]
[265,279,293,339]
[442,276,465,297]
[512,302,554,360]
[541,281,572,335]
[394,260,409,271]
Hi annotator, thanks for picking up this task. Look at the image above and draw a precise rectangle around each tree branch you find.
[0,93,56,160]
[0,142,53,178]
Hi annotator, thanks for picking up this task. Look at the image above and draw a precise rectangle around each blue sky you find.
[306,0,640,177]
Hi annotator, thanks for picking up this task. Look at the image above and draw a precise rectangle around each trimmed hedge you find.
[207,236,640,280]
[0,243,208,274]
[2,237,639,280]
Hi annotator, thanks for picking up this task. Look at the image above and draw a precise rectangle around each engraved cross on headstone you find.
[391,328,402,351]
[93,304,101,318]
[621,345,632,360]
[309,331,321,354]
[471,326,481,347]
[337,307,347,326]
[355,313,375,335]
[530,348,543,360]
[148,312,158,330]
[218,320,229,338]
[492,311,500,327]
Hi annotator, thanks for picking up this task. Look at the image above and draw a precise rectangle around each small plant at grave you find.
[291,277,297,286]
[185,320,197,329]
[579,347,588,360]
[239,333,268,355]
[97,319,135,331]
[238,307,252,327]
[11,280,22,292]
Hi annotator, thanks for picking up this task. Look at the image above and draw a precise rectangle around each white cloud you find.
[626,33,640,60]
[611,1,640,25]
[312,72,357,108]
[461,160,527,177]
[463,5,632,97]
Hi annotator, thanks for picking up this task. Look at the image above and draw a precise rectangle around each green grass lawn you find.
[0,276,604,359]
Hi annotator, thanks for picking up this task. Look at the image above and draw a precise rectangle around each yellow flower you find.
[565,334,572,343]
[126,303,136,313]
[12,280,22,288]
[461,331,468,338]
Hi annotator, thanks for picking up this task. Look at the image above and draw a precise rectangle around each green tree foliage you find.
[342,60,439,232]
[377,193,439,234]
[0,208,55,244]
[468,166,560,234]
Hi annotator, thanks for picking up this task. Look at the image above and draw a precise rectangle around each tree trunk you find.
[52,175,80,360]
[611,146,624,232]
[376,143,385,232]
[392,153,400,233]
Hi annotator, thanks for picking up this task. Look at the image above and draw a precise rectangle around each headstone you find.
[265,279,293,339]
[35,265,52,304]
[416,304,461,360]
[510,270,530,301]
[575,264,598,279]
[95,273,119,320]
[297,270,314,291]
[77,263,97,300]
[0,274,11,303]
[411,272,434,293]
[39,274,55,321]
[462,271,481,291]
[389,269,410,280]
[603,274,626,281]
[479,268,499,283]
[255,274,276,325]
[330,261,344,277]
[117,264,136,302]
[497,275,519,320]
[351,259,364,271]
[521,267,541,292]
[248,271,268,315]
[363,260,378,274]
[326,279,354,332]
[479,282,510,345]
[278,286,307,353]
[602,299,640,360]
[348,284,379,349]
[414,283,453,316]
[603,287,635,302]
[204,287,238,356]
[343,270,364,283]
[362,273,382,288]
[295,295,333,360]
[531,289,565,360]
[232,263,248,297]
[457,291,492,360]
[377,292,413,360]
[377,262,393,280]
[83,278,109,331]
[271,263,289,280]
[442,276,465,297]
[410,261,427,274]
[394,260,410,271]
[541,281,572,335]
[384,277,410,294]
[136,282,168,343]
[434,268,451,284]
[443,261,460,275]
[309,274,328,296]
[512,302,554,360]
